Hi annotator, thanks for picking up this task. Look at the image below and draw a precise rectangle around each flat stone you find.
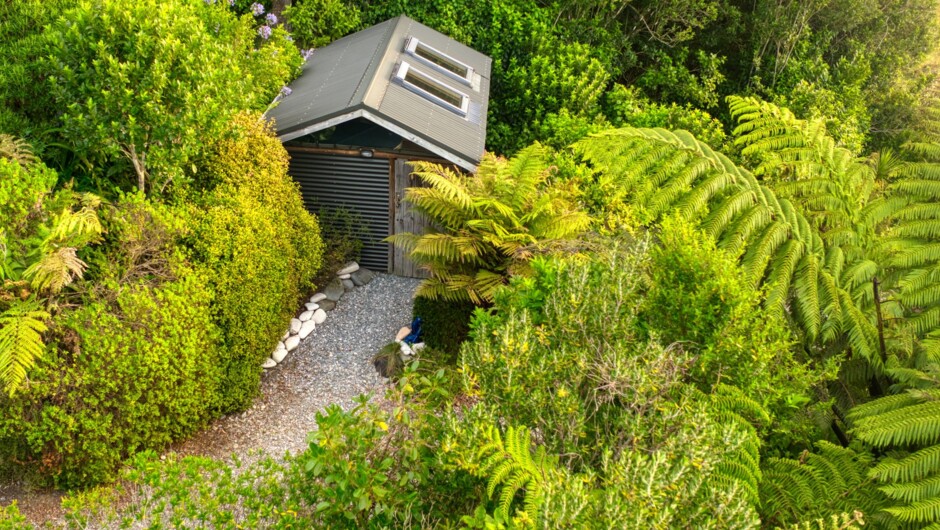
[289,318,302,334]
[272,347,288,363]
[299,320,316,339]
[351,267,374,286]
[324,278,344,301]
[305,302,320,311]
[338,273,351,280]
[319,299,336,311]
[342,279,355,291]
[337,262,360,275]
[285,335,300,351]
[298,310,313,322]
[312,308,327,324]
[262,358,277,369]
[310,293,327,303]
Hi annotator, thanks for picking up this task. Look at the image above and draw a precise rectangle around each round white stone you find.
[305,302,320,311]
[338,273,351,279]
[337,262,360,275]
[262,358,277,369]
[298,310,313,322]
[299,320,316,339]
[272,347,288,363]
[285,335,301,351]
[310,293,327,303]
[289,318,302,334]
[312,308,327,324]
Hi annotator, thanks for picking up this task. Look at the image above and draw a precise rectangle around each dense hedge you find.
[411,295,476,363]
[192,113,323,412]
[0,273,220,487]
[0,115,324,486]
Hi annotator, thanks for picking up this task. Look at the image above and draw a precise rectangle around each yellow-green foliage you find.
[193,113,323,412]
[0,157,56,239]
[0,299,48,397]
[0,272,221,487]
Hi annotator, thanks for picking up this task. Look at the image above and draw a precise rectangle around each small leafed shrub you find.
[191,113,323,413]
[0,273,220,487]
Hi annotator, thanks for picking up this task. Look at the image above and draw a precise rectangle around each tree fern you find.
[0,298,49,396]
[573,125,880,368]
[849,379,940,526]
[474,425,556,522]
[759,441,887,528]
[388,144,590,304]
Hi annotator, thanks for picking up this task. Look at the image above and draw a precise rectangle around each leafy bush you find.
[24,0,300,194]
[0,271,220,487]
[0,158,56,238]
[283,0,362,49]
[190,113,323,413]
[459,246,763,525]
[411,295,476,362]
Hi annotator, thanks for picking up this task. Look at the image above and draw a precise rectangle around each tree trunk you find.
[124,143,147,193]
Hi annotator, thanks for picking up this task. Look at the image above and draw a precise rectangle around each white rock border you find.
[263,261,376,369]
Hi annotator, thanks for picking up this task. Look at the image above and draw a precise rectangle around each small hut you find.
[267,15,492,276]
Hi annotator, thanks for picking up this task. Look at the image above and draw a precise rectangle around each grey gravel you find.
[173,273,421,460]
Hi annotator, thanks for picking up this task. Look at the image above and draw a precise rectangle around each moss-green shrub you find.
[411,295,476,363]
[190,113,323,412]
[0,272,220,487]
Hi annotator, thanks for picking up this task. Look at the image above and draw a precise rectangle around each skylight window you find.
[404,37,473,85]
[394,62,470,116]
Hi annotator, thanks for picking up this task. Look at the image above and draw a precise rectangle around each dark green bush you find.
[283,0,362,49]
[190,113,323,413]
[411,295,476,363]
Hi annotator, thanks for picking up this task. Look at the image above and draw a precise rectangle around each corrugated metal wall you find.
[287,151,390,271]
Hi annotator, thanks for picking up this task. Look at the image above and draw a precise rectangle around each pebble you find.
[298,310,313,322]
[299,320,316,339]
[310,293,327,303]
[289,318,302,334]
[337,262,360,275]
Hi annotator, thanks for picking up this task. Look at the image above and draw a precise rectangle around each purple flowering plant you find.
[265,13,277,25]
[257,25,272,39]
[250,2,264,16]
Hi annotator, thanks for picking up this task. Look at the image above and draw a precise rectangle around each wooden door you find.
[391,158,432,278]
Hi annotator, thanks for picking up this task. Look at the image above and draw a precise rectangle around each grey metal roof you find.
[266,15,491,171]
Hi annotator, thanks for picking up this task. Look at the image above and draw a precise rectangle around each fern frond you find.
[0,299,49,396]
[23,246,87,295]
[0,134,38,166]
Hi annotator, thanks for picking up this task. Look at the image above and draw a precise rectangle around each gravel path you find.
[0,273,421,526]
[174,272,422,459]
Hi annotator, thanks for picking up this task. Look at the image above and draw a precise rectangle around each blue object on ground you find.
[404,317,423,343]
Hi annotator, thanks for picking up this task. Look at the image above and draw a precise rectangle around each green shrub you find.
[191,113,323,413]
[59,451,305,529]
[0,502,28,530]
[0,272,220,487]
[0,157,57,239]
[283,0,362,49]
[411,296,476,363]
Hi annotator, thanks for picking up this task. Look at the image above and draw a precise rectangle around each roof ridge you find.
[347,16,405,108]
